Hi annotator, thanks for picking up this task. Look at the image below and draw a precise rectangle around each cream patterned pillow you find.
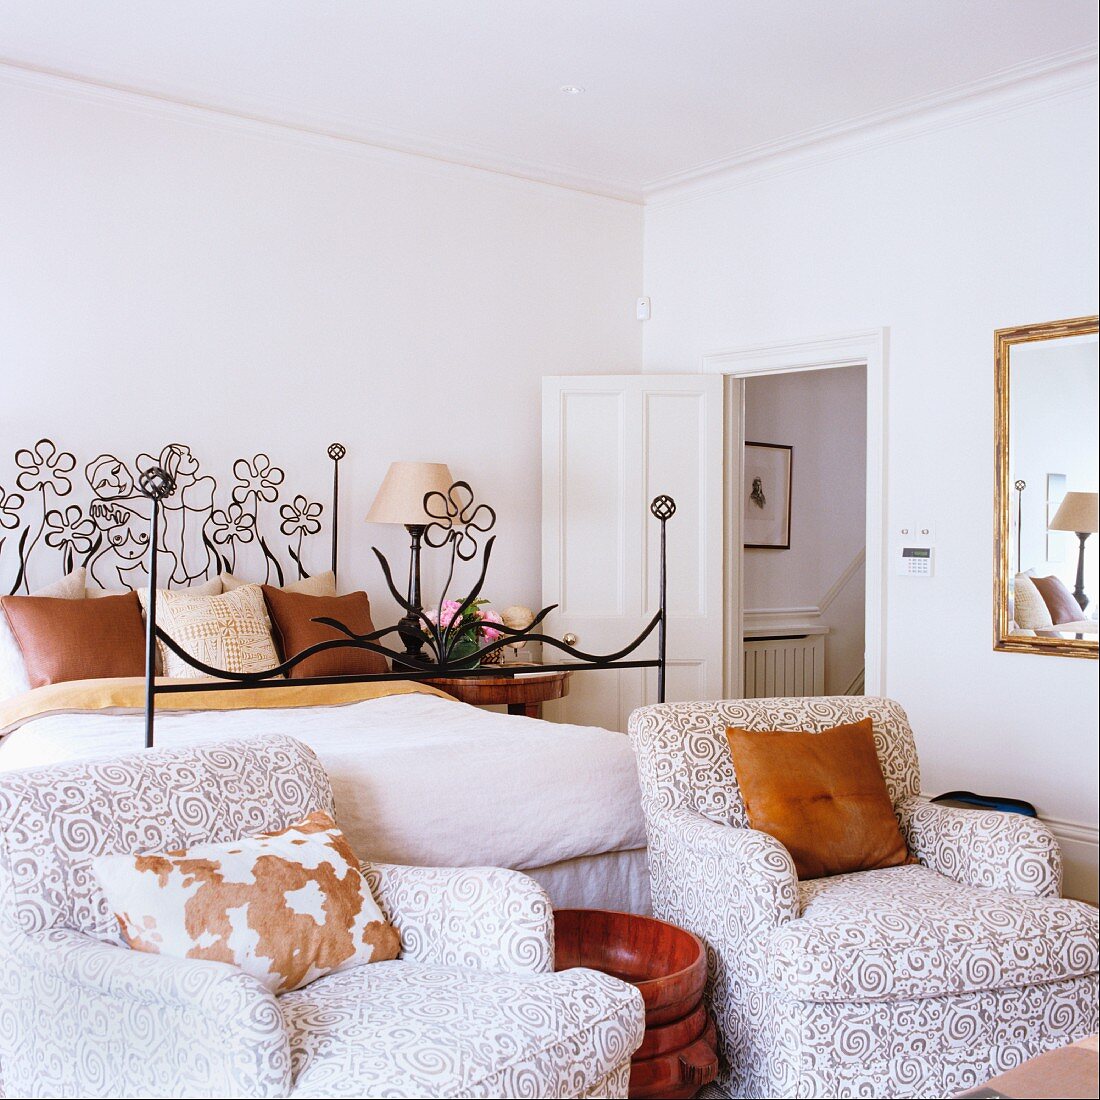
[134,577,225,673]
[155,583,280,678]
[1013,572,1053,630]
[92,811,400,994]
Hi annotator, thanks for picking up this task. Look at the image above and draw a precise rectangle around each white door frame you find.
[702,328,888,698]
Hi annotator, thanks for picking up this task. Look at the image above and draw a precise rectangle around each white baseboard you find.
[1045,815,1100,848]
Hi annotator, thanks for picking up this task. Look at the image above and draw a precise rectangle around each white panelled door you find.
[541,375,725,731]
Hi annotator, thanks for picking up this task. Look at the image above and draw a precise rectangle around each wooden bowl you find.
[554,908,708,1027]
[635,1001,707,1060]
[629,1018,718,1100]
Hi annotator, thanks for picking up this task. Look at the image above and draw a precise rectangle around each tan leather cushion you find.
[262,587,388,679]
[1031,574,1084,626]
[0,569,87,701]
[726,718,912,880]
[0,591,146,689]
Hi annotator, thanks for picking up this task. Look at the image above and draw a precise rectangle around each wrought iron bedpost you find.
[328,443,346,584]
[650,495,677,704]
[138,466,176,749]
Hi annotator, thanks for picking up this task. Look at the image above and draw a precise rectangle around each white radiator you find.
[743,633,825,698]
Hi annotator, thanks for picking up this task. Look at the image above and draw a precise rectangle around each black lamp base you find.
[399,523,428,659]
[397,612,427,661]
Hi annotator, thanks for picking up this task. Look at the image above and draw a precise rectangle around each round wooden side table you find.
[427,668,571,718]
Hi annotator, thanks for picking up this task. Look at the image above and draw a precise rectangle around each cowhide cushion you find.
[92,810,400,993]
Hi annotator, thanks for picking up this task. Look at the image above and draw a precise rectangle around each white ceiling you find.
[1,1,1096,200]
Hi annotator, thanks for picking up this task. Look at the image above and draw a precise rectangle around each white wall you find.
[644,84,1100,898]
[743,366,866,694]
[0,72,642,621]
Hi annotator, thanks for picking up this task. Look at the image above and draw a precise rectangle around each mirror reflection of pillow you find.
[1013,572,1053,629]
[1031,574,1085,625]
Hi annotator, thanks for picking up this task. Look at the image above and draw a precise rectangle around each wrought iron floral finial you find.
[327,442,346,461]
[423,480,497,561]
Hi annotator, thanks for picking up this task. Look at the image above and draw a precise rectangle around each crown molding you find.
[0,59,644,205]
[645,44,1099,207]
[2,44,1095,210]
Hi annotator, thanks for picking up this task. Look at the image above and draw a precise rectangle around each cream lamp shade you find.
[1049,491,1099,534]
[366,462,454,525]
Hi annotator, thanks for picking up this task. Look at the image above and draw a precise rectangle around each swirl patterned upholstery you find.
[0,735,643,1098]
[629,696,1099,1099]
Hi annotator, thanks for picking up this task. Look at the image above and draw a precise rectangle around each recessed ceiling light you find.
[559,85,585,95]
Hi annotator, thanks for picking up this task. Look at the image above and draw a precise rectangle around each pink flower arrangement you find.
[423,599,504,642]
[479,607,504,642]
[424,600,464,631]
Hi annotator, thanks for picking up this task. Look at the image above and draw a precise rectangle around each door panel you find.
[542,375,724,731]
[559,390,626,616]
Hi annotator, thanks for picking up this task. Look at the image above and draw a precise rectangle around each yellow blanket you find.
[0,677,452,737]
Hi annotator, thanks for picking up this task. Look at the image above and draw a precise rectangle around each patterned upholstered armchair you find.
[629,696,1099,1099]
[0,735,643,1099]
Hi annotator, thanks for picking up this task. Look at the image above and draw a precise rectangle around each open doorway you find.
[738,366,867,697]
[707,328,887,700]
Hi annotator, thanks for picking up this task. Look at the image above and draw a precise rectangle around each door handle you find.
[563,632,578,647]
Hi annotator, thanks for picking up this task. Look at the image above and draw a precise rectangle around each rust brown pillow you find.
[726,717,912,880]
[261,586,388,679]
[0,591,146,688]
[1031,574,1084,625]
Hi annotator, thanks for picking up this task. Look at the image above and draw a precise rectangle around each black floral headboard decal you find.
[1,439,332,595]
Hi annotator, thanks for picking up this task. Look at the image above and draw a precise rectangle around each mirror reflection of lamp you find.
[1048,491,1099,611]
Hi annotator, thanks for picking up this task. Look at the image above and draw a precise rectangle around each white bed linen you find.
[526,848,651,914]
[0,692,647,878]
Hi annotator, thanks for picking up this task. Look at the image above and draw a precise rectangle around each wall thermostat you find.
[897,545,934,577]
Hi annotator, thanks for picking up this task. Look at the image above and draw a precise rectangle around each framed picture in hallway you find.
[744,442,792,549]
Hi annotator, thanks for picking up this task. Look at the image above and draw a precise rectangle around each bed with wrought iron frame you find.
[136,445,676,748]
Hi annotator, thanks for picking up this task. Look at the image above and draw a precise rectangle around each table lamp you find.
[367,461,454,658]
[1048,490,1099,610]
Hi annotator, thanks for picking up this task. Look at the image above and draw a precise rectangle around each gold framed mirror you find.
[994,315,1099,659]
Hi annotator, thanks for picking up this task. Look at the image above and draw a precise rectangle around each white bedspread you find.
[0,692,647,871]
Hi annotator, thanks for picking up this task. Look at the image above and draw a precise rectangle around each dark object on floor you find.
[555,908,718,1099]
[931,790,1037,817]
